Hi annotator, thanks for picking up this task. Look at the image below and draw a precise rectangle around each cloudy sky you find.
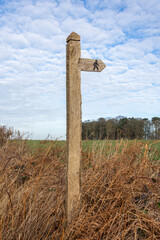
[0,0,160,139]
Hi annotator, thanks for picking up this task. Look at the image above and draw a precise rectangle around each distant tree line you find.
[82,116,160,140]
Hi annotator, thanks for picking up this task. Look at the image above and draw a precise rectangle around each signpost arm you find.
[66,32,81,224]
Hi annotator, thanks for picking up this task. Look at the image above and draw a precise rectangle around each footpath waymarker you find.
[66,32,106,224]
[80,58,106,72]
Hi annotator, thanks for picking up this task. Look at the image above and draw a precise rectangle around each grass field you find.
[0,139,160,239]
[27,139,160,160]
[27,138,160,150]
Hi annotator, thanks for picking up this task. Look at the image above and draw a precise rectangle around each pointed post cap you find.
[66,32,80,42]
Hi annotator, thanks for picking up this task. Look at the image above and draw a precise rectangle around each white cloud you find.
[0,0,160,139]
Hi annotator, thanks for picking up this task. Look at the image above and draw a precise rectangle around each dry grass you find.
[0,139,160,239]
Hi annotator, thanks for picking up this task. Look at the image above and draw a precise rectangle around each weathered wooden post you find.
[66,32,81,224]
[66,32,106,224]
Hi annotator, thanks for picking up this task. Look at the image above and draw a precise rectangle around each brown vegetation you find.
[0,138,160,239]
[0,125,13,147]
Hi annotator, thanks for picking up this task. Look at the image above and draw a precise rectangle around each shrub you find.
[0,125,13,146]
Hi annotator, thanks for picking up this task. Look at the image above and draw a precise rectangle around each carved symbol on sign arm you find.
[93,60,99,71]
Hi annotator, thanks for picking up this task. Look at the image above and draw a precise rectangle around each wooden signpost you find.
[66,32,106,223]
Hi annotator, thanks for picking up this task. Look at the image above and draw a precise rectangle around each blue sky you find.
[0,0,160,139]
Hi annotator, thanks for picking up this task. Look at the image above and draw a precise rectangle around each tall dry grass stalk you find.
[0,139,160,239]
